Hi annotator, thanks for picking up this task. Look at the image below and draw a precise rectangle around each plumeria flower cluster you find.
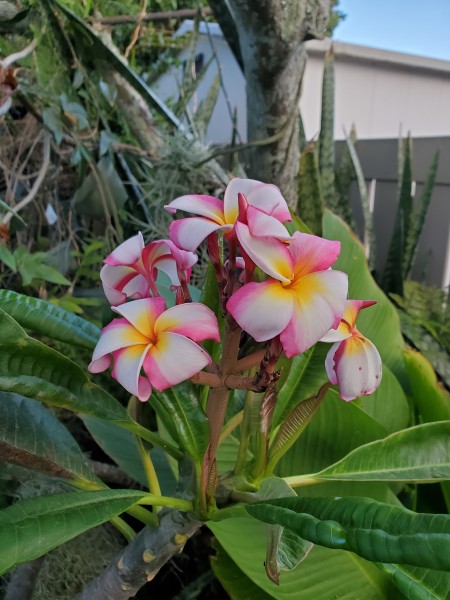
[89,178,382,403]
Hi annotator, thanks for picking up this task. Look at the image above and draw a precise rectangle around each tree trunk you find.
[76,509,201,600]
[209,0,332,206]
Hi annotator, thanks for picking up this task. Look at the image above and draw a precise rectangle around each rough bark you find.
[76,509,201,600]
[209,0,332,206]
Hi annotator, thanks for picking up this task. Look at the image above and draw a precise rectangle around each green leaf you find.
[276,390,388,480]
[0,489,146,575]
[323,211,407,386]
[306,421,450,483]
[0,392,99,486]
[82,416,147,487]
[211,539,274,600]
[297,144,324,236]
[404,350,450,423]
[318,47,335,211]
[267,384,328,474]
[0,309,178,456]
[200,264,223,362]
[49,0,184,132]
[334,124,357,228]
[357,364,410,434]
[210,516,400,599]
[378,562,450,600]
[42,106,64,145]
[383,136,412,294]
[272,344,329,429]
[0,289,100,349]
[246,496,450,570]
[344,132,375,267]
[404,150,439,277]
[404,350,450,509]
[152,383,209,461]
[0,243,16,271]
[400,312,450,388]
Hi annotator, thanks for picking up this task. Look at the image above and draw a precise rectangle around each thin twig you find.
[1,39,38,68]
[90,7,212,26]
[2,132,51,226]
[124,0,148,59]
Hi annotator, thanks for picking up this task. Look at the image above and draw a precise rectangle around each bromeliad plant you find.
[0,178,450,599]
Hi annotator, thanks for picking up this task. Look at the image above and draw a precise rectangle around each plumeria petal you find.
[227,279,294,342]
[224,178,263,223]
[143,332,211,391]
[113,298,166,339]
[289,232,341,278]
[327,335,382,401]
[101,264,135,305]
[280,270,348,357]
[235,221,293,283]
[154,302,220,342]
[121,273,149,300]
[153,256,182,286]
[320,321,352,343]
[342,299,377,328]
[112,345,152,402]
[103,232,144,266]
[164,194,225,223]
[247,205,291,240]
[143,239,197,271]
[169,217,231,252]
[246,183,291,222]
[89,319,149,369]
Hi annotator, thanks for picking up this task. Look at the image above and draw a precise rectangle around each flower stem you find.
[234,388,257,475]
[136,437,162,498]
[219,409,243,443]
[127,505,158,527]
[137,494,193,512]
[122,421,184,460]
[109,516,136,542]
[282,475,322,488]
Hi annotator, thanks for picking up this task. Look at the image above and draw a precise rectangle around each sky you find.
[334,0,450,61]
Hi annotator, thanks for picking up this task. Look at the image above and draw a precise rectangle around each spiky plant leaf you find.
[318,46,336,210]
[297,144,324,235]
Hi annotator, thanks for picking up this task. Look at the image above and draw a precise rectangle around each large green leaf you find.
[272,343,329,429]
[378,562,450,600]
[0,489,146,575]
[152,383,209,462]
[211,539,274,600]
[0,392,99,486]
[357,364,410,434]
[404,350,450,509]
[0,289,100,350]
[276,390,388,479]
[247,496,450,570]
[0,309,179,457]
[82,416,147,487]
[300,421,450,483]
[404,350,450,424]
[323,212,407,385]
[210,516,400,599]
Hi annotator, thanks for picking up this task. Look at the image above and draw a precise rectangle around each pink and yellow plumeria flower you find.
[88,298,220,402]
[165,178,292,252]
[100,233,197,305]
[227,230,348,357]
[321,300,382,401]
